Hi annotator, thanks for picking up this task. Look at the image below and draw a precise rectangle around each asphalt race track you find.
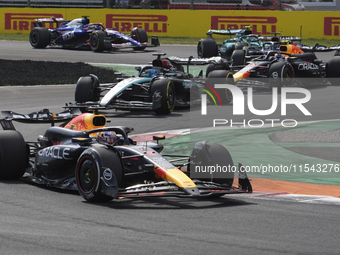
[0,41,340,255]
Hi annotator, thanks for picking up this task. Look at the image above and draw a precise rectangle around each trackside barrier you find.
[1,8,340,39]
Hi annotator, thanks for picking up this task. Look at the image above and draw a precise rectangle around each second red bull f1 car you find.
[207,44,340,89]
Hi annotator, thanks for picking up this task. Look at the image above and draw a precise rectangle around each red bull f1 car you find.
[29,16,160,52]
[0,109,252,202]
[207,43,340,89]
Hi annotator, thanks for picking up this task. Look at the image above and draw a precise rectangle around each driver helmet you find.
[144,68,161,78]
[275,53,284,60]
[97,131,117,145]
[273,43,281,50]
[246,36,256,42]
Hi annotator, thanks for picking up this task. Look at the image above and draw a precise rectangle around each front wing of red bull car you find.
[0,110,252,202]
[114,139,252,200]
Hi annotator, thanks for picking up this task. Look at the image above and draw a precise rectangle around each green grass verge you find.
[1,33,340,46]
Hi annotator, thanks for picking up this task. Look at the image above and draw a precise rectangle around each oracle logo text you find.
[106,14,168,33]
[211,16,277,35]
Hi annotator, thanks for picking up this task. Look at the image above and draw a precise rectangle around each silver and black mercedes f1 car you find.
[0,109,252,202]
[71,53,231,114]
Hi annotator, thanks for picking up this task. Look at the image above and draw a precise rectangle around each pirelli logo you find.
[106,14,168,33]
[324,17,340,36]
[211,16,277,35]
[5,13,63,31]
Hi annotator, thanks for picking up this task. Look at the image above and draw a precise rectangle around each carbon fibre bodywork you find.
[228,44,340,89]
[0,110,252,202]
[71,53,230,114]
[29,16,159,52]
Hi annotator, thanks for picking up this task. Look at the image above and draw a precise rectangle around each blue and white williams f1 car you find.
[29,16,160,52]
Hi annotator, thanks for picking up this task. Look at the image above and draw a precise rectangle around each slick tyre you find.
[235,43,246,50]
[0,131,28,180]
[90,30,106,52]
[197,39,218,58]
[75,76,100,103]
[326,56,340,86]
[29,27,50,49]
[206,70,234,105]
[76,147,123,202]
[205,64,216,78]
[231,49,246,66]
[131,28,148,50]
[151,79,175,114]
[189,143,234,187]
[268,62,294,88]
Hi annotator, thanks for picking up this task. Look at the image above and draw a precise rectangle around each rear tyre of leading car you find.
[0,131,28,180]
[29,27,50,49]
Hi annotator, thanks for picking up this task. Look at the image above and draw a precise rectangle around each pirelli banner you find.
[1,8,340,39]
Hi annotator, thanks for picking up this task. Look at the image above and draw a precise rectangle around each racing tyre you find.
[90,30,106,52]
[76,146,124,202]
[29,27,50,49]
[75,76,100,103]
[206,70,234,105]
[197,39,218,58]
[205,64,216,78]
[0,131,28,180]
[189,143,234,187]
[268,62,294,88]
[235,43,246,50]
[231,49,246,66]
[131,28,148,50]
[151,79,175,114]
[326,56,340,86]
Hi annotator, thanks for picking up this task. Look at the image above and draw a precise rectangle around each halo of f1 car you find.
[0,109,252,202]
[70,53,230,114]
[29,16,160,52]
